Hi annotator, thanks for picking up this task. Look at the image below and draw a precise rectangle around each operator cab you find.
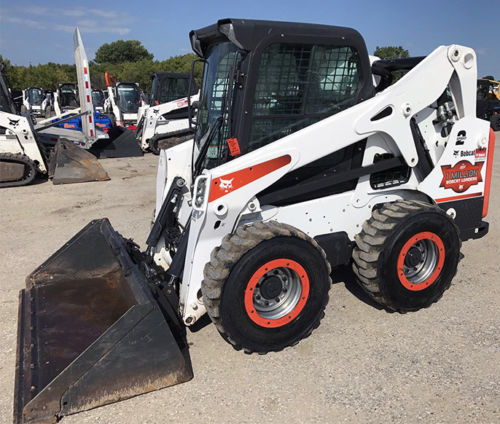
[150,72,198,106]
[189,19,374,173]
[92,89,105,109]
[116,82,142,113]
[25,87,44,106]
[58,83,79,108]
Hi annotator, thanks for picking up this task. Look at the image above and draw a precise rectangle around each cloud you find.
[0,4,133,35]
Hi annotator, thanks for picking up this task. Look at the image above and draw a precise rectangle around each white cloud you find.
[0,4,133,35]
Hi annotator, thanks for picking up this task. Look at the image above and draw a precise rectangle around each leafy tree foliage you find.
[1,53,203,95]
[373,46,409,59]
[94,40,154,64]
[482,75,496,81]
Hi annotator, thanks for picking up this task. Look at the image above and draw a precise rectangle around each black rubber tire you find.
[202,221,331,353]
[491,115,500,131]
[352,200,461,312]
[148,138,160,155]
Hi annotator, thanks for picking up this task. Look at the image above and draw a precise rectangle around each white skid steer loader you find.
[0,28,110,187]
[135,72,199,154]
[21,87,51,118]
[14,19,494,424]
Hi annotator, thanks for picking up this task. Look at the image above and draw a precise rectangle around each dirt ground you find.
[1,137,499,424]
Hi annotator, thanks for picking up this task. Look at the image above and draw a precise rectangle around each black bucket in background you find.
[90,126,143,158]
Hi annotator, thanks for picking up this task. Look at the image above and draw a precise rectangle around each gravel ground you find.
[1,136,499,424]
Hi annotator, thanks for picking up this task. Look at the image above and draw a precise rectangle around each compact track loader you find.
[14,19,495,423]
[135,72,199,154]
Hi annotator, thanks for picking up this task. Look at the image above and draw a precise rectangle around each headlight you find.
[193,175,209,211]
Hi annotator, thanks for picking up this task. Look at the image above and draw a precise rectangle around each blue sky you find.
[0,0,497,77]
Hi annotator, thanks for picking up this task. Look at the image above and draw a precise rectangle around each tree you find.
[374,46,409,60]
[94,40,153,64]
[482,75,496,81]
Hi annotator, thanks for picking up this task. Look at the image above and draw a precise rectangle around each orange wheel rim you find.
[244,259,310,328]
[397,232,445,291]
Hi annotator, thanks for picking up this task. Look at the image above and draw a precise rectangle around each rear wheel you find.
[202,221,331,353]
[352,200,460,312]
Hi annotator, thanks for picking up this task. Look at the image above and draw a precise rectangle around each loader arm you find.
[139,93,199,151]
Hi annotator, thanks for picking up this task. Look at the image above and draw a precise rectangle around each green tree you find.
[94,40,154,64]
[482,75,495,81]
[374,46,409,59]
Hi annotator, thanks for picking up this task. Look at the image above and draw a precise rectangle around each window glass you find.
[196,42,239,166]
[28,88,44,105]
[92,90,105,107]
[117,84,140,113]
[250,43,362,151]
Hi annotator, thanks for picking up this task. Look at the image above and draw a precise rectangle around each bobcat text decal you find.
[440,160,483,193]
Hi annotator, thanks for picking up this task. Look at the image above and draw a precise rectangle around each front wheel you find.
[202,221,331,353]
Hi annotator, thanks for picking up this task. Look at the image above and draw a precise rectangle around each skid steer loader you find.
[95,73,144,158]
[53,83,79,116]
[0,29,110,187]
[14,19,495,424]
[135,72,199,154]
[21,87,51,118]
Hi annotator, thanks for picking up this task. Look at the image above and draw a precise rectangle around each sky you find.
[0,0,497,77]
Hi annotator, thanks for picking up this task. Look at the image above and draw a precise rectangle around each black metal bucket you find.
[48,140,110,185]
[14,219,192,424]
[90,127,143,158]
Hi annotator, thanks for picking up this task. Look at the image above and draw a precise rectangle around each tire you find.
[352,200,461,312]
[202,221,331,353]
[491,115,500,131]
[148,138,160,155]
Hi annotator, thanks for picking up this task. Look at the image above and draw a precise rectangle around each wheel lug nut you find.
[275,298,280,303]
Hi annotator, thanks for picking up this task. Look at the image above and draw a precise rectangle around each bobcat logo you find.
[8,118,20,128]
[219,178,234,192]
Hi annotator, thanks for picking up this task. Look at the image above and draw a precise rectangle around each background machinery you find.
[53,82,79,116]
[14,19,494,424]
[0,29,111,187]
[21,87,51,118]
[135,72,199,154]
[104,72,145,130]
[477,78,500,130]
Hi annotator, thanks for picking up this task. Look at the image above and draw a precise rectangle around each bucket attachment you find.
[14,219,193,424]
[90,126,143,158]
[49,140,110,185]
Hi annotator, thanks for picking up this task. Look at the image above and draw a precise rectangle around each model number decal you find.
[440,161,483,193]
